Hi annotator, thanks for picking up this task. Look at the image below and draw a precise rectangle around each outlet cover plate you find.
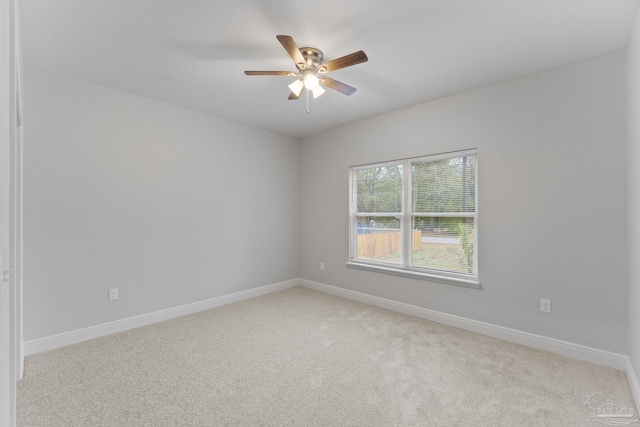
[540,298,551,313]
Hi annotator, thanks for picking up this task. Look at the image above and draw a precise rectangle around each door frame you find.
[1,0,23,425]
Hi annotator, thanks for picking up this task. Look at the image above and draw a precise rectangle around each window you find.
[348,150,478,287]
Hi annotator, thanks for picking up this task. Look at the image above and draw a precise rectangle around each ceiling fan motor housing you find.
[298,47,323,70]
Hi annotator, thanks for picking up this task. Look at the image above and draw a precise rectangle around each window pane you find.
[356,164,403,213]
[411,217,475,274]
[412,155,476,213]
[355,216,402,264]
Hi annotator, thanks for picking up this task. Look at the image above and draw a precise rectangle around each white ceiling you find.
[20,0,638,138]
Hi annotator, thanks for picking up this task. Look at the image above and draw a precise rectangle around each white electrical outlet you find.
[108,288,119,301]
[540,298,551,313]
[320,262,325,271]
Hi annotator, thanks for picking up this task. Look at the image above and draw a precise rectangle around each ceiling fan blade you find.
[288,91,302,100]
[318,51,368,73]
[244,71,296,76]
[276,35,306,69]
[320,76,357,96]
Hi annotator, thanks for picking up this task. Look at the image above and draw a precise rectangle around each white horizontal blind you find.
[410,151,477,275]
[411,153,476,215]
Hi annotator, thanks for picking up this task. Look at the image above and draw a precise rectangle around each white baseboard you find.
[24,279,298,356]
[299,279,628,371]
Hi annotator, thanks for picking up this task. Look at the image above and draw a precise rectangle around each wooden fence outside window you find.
[357,229,422,259]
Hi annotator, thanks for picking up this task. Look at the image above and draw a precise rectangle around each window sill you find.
[346,261,482,289]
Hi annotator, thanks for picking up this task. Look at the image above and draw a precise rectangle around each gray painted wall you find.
[23,49,630,359]
[627,3,640,395]
[23,68,300,340]
[299,52,627,354]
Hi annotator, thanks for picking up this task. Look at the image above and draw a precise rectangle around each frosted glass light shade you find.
[311,85,325,98]
[303,74,320,90]
[288,79,304,96]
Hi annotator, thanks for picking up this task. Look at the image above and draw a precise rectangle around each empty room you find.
[3,0,640,425]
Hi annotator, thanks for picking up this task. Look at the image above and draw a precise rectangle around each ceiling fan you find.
[245,35,368,112]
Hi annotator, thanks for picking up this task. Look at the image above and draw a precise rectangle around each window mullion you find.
[349,168,358,260]
[401,160,411,268]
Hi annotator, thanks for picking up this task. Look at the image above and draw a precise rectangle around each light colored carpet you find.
[17,286,637,426]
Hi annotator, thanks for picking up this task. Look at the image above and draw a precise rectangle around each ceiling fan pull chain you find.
[306,89,310,114]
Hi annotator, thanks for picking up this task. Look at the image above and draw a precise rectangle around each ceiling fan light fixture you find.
[303,73,320,90]
[311,85,325,99]
[288,79,304,97]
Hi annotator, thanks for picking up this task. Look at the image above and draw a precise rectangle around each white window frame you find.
[347,149,480,288]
